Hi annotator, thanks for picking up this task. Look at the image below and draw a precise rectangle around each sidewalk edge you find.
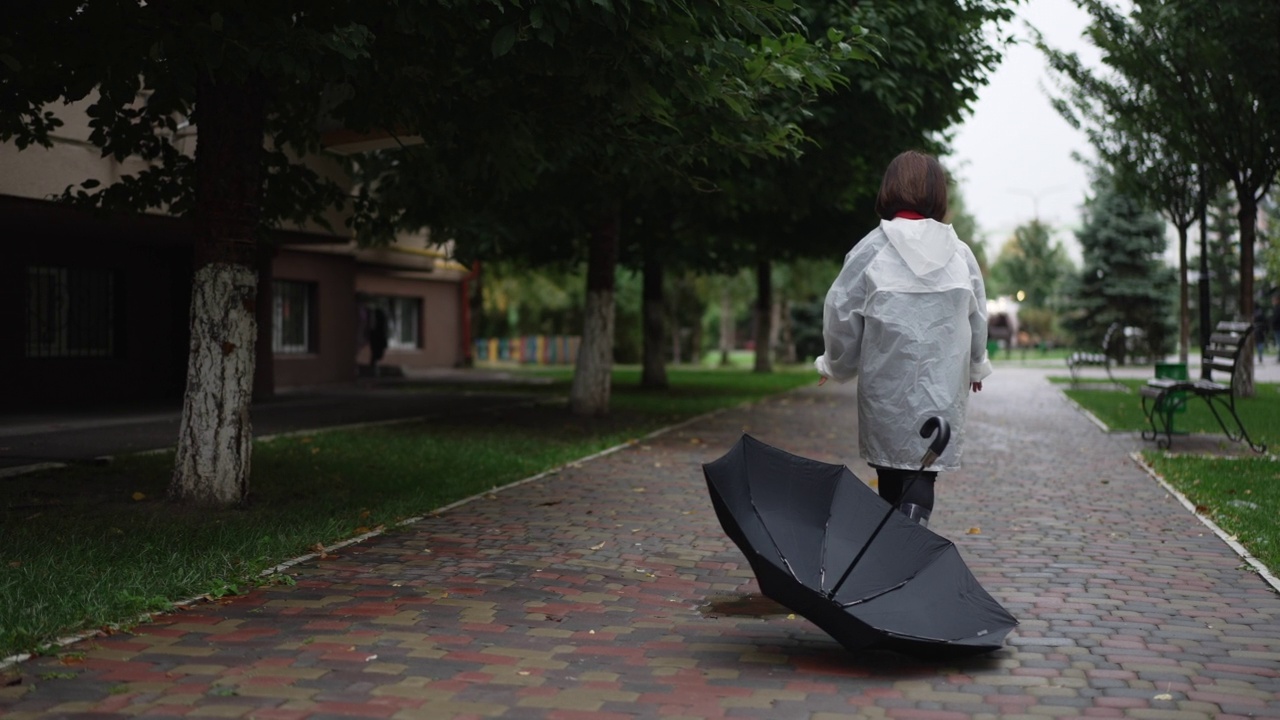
[1130,451,1280,594]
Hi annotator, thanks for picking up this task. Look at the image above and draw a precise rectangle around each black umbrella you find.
[702,417,1017,657]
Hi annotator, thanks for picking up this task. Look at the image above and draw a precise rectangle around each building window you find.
[368,295,421,350]
[24,266,116,358]
[273,280,315,354]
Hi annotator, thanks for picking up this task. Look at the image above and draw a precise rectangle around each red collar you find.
[894,211,926,220]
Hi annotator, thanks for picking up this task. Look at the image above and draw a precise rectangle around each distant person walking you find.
[814,150,992,528]
[369,307,389,376]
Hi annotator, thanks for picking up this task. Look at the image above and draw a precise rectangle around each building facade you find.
[1,97,468,411]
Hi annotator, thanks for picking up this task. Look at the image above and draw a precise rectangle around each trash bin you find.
[1154,362,1189,417]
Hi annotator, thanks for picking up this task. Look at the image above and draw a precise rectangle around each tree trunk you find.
[776,298,796,364]
[719,284,734,367]
[640,252,668,389]
[1236,194,1258,397]
[570,214,620,416]
[753,259,772,373]
[170,72,266,507]
[1177,224,1190,364]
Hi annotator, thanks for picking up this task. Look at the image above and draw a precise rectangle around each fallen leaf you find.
[633,487,647,492]
[131,492,146,501]
[7,561,20,568]
[689,438,703,444]
[354,527,370,534]
[1153,693,1173,701]
[364,655,378,662]
[967,527,982,535]
[517,670,531,676]
[590,541,606,550]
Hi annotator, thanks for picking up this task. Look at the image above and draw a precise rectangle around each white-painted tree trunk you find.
[171,263,258,506]
[570,288,615,416]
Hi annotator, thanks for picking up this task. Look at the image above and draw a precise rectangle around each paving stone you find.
[5,368,1280,718]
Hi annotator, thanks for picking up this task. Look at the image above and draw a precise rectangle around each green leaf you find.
[491,25,517,58]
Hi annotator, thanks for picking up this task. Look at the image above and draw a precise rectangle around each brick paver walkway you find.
[3,367,1279,718]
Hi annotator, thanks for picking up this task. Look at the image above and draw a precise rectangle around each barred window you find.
[25,266,116,358]
[273,280,315,354]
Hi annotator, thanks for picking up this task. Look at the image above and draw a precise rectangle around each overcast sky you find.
[949,0,1103,263]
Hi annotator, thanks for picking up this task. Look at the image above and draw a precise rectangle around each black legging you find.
[873,466,937,512]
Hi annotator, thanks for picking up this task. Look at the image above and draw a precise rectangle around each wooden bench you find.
[1066,322,1122,388]
[1139,321,1266,453]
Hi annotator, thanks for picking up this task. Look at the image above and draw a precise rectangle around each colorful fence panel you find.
[474,336,580,365]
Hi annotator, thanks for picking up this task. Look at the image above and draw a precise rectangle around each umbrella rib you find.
[749,498,801,582]
[826,505,896,598]
[838,578,909,608]
[834,541,953,606]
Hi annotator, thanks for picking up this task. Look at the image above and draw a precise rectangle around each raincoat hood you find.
[882,218,956,277]
[813,219,992,471]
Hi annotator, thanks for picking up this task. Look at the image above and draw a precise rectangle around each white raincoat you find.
[814,218,992,471]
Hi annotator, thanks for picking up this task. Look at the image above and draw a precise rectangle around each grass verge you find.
[1061,377,1280,579]
[0,366,814,660]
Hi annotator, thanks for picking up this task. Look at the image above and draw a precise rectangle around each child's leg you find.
[873,466,902,506]
[897,470,938,526]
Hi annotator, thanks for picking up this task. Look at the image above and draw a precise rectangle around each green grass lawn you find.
[1061,377,1280,579]
[0,366,814,660]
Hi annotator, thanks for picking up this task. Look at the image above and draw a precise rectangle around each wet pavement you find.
[2,366,1279,718]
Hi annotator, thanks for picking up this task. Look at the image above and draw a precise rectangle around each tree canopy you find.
[1065,176,1176,359]
[1041,0,1280,380]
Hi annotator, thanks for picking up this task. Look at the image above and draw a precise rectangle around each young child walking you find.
[815,150,991,527]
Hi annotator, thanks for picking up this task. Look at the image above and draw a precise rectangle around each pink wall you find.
[356,272,463,370]
[271,249,358,388]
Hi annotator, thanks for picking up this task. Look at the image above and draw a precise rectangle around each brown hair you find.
[874,150,949,222]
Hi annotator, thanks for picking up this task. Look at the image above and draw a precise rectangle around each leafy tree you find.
[0,0,852,502]
[685,0,1018,374]
[949,184,989,277]
[352,8,856,413]
[1065,179,1176,362]
[988,220,1073,309]
[1041,27,1206,362]
[1045,0,1280,393]
[1,2,394,506]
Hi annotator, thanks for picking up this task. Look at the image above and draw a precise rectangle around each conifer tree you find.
[1066,180,1176,363]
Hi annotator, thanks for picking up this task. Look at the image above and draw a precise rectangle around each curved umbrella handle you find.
[918,416,951,470]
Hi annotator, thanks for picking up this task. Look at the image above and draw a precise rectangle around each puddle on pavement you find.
[699,592,789,618]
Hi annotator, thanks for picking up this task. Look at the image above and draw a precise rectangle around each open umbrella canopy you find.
[702,425,1017,657]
